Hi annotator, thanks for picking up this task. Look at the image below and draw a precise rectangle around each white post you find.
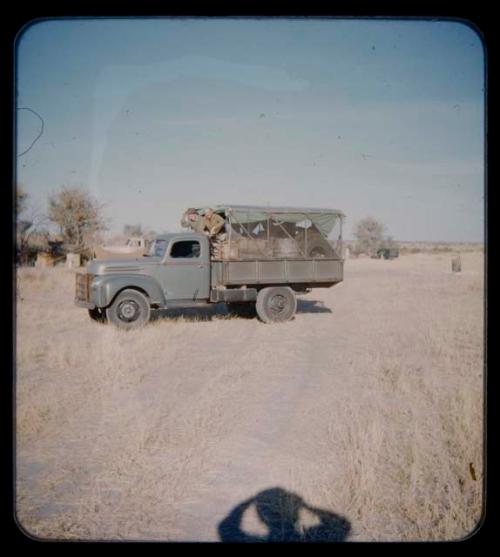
[66,253,81,269]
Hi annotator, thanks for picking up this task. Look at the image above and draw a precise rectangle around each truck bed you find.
[211,258,343,288]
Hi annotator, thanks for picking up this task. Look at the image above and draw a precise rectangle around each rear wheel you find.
[105,289,151,330]
[256,287,297,323]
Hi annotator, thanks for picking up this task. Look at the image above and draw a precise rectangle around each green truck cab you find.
[75,206,345,328]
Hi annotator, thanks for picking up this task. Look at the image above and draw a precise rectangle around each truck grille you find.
[75,273,92,302]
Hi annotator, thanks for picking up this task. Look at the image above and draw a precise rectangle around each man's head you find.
[205,208,214,218]
[185,208,198,221]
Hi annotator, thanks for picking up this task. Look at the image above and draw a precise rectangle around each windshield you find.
[148,239,168,258]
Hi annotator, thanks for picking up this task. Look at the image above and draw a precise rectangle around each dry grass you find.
[15,251,485,541]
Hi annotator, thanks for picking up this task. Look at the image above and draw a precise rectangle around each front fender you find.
[91,274,166,308]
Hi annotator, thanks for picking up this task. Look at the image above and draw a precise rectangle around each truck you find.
[376,247,400,260]
[75,205,345,328]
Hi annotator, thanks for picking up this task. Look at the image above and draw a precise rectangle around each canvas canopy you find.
[199,205,344,238]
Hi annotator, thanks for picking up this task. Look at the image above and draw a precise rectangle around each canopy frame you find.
[189,205,344,260]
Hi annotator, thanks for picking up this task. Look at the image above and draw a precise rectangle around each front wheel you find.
[105,289,151,329]
[256,286,297,323]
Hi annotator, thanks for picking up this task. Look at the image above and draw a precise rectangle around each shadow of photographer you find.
[218,487,350,542]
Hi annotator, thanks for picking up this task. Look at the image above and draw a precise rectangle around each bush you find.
[353,217,386,257]
[47,186,107,256]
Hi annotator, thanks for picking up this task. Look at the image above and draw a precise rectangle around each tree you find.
[143,228,157,241]
[379,235,398,251]
[47,186,107,255]
[16,183,28,215]
[16,185,49,265]
[352,216,386,257]
[123,223,143,237]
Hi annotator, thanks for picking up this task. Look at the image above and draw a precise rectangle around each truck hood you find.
[87,256,161,275]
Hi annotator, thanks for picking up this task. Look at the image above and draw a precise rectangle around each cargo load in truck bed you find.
[183,205,345,261]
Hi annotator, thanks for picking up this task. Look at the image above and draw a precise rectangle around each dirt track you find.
[16,252,484,541]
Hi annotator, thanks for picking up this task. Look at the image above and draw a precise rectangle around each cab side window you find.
[170,240,201,258]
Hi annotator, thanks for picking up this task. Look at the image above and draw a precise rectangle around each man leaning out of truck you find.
[203,208,227,258]
[181,208,206,233]
[203,208,225,237]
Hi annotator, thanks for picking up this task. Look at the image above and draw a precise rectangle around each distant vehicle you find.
[376,247,400,260]
[75,205,345,328]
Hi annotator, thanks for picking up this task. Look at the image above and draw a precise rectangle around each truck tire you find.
[256,286,297,323]
[88,307,107,323]
[227,302,257,319]
[105,289,151,329]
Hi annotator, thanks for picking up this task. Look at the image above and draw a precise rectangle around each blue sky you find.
[16,18,485,241]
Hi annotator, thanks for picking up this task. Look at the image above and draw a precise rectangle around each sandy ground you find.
[15,251,484,541]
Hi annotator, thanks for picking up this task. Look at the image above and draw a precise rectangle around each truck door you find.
[161,237,210,301]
